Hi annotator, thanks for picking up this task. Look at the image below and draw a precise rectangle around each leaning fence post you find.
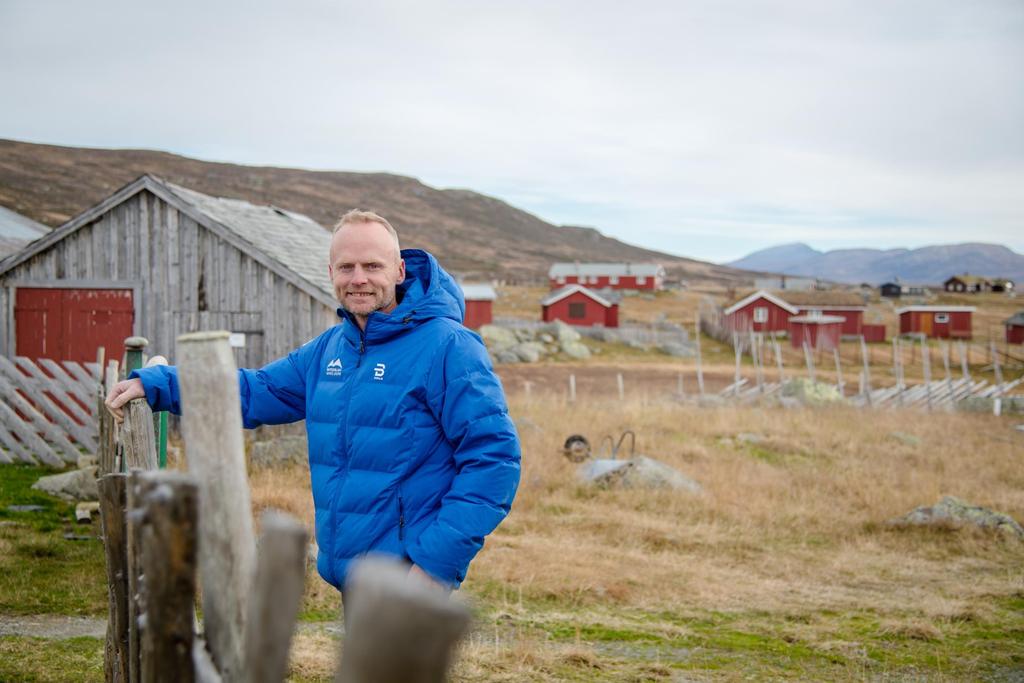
[136,471,200,683]
[121,400,158,471]
[99,473,129,683]
[177,331,256,683]
[242,512,308,683]
[336,558,471,683]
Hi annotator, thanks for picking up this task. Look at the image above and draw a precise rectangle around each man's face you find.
[328,221,406,325]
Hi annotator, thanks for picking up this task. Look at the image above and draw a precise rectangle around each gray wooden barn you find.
[0,175,338,367]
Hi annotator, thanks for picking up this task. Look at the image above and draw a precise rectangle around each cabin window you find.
[637,276,647,285]
[935,313,950,323]
[568,303,586,319]
[753,307,768,323]
[556,276,565,284]
[609,275,619,285]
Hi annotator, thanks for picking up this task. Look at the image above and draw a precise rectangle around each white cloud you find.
[0,0,1021,262]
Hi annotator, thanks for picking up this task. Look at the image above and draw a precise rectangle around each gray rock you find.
[76,455,98,469]
[513,328,535,343]
[659,342,694,358]
[32,467,98,502]
[539,333,554,344]
[494,350,520,364]
[512,341,546,363]
[250,435,308,468]
[780,378,844,406]
[580,456,702,492]
[478,324,518,351]
[584,327,619,343]
[7,505,45,513]
[542,320,581,344]
[888,496,1024,539]
[561,341,591,359]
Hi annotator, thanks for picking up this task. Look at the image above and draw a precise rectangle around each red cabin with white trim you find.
[541,285,619,327]
[897,306,974,339]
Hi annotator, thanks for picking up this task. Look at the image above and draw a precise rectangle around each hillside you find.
[730,242,1024,285]
[0,139,749,284]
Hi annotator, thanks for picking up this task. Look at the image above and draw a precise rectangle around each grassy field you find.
[3,391,1022,681]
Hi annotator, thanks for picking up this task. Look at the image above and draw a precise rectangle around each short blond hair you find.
[333,209,401,256]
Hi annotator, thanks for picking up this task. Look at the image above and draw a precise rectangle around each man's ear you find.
[396,259,406,284]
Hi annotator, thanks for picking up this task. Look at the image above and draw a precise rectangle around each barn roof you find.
[770,290,865,308]
[1005,311,1024,326]
[895,305,976,314]
[163,181,333,299]
[0,175,337,308]
[0,206,48,241]
[460,283,497,301]
[548,262,664,278]
[541,284,618,308]
[723,290,798,315]
[944,274,989,285]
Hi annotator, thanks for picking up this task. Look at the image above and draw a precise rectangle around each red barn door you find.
[15,288,134,362]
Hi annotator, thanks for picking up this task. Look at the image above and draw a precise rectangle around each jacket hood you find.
[337,249,465,341]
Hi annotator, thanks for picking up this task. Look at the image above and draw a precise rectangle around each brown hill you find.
[0,138,749,283]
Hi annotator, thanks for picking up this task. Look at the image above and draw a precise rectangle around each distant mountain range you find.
[0,139,750,284]
[728,242,1024,285]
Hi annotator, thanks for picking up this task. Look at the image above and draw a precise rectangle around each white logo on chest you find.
[373,363,386,381]
[326,358,342,376]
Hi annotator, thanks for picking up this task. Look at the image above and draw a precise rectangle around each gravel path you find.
[0,614,106,639]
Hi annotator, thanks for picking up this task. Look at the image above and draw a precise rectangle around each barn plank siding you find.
[2,179,337,370]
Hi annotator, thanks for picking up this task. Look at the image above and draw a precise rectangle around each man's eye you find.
[338,265,354,273]
[366,264,381,270]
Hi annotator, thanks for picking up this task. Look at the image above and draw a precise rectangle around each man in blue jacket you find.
[106,209,521,592]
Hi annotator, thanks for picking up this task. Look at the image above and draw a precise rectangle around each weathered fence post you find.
[616,373,624,401]
[242,512,308,683]
[100,361,120,474]
[135,472,200,683]
[176,331,256,683]
[694,315,705,396]
[921,337,932,411]
[336,558,471,683]
[859,336,872,406]
[121,400,158,471]
[99,473,129,683]
[568,374,576,403]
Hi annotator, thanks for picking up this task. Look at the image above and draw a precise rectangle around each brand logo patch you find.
[326,358,342,376]
[373,362,386,381]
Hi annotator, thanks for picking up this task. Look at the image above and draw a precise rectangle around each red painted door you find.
[15,288,134,362]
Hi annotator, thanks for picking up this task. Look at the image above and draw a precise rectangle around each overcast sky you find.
[1,0,1021,262]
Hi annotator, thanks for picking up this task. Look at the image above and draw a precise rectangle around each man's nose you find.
[350,266,368,284]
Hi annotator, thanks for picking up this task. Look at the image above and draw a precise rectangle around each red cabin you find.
[778,291,867,337]
[459,283,495,330]
[541,285,619,327]
[897,306,974,339]
[789,314,844,351]
[548,262,664,291]
[722,291,797,334]
[1005,311,1024,345]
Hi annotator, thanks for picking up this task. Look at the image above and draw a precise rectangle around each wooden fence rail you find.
[0,355,105,465]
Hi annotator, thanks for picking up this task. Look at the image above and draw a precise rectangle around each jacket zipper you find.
[398,490,405,541]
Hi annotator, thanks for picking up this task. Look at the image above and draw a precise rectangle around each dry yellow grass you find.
[246,392,1023,680]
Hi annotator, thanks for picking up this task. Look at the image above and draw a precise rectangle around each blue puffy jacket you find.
[133,249,521,588]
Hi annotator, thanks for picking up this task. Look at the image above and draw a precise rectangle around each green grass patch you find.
[0,465,107,616]
[0,636,104,683]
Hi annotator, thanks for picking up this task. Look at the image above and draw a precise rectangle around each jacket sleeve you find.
[130,342,317,429]
[405,329,521,586]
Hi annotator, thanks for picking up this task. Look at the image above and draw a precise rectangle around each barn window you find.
[935,313,949,323]
[753,307,768,323]
[568,303,586,319]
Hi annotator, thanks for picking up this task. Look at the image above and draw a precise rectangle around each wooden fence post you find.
[136,472,200,683]
[176,331,256,683]
[242,512,308,683]
[99,473,129,683]
[616,373,624,402]
[336,558,471,683]
[694,315,705,396]
[121,400,158,471]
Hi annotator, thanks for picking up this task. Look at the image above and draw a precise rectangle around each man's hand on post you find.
[105,378,145,422]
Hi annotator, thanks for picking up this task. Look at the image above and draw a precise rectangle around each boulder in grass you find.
[888,496,1024,539]
[494,349,520,364]
[512,341,546,363]
[561,341,591,360]
[780,378,844,406]
[542,320,581,345]
[32,466,98,502]
[478,324,518,351]
[580,456,702,493]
